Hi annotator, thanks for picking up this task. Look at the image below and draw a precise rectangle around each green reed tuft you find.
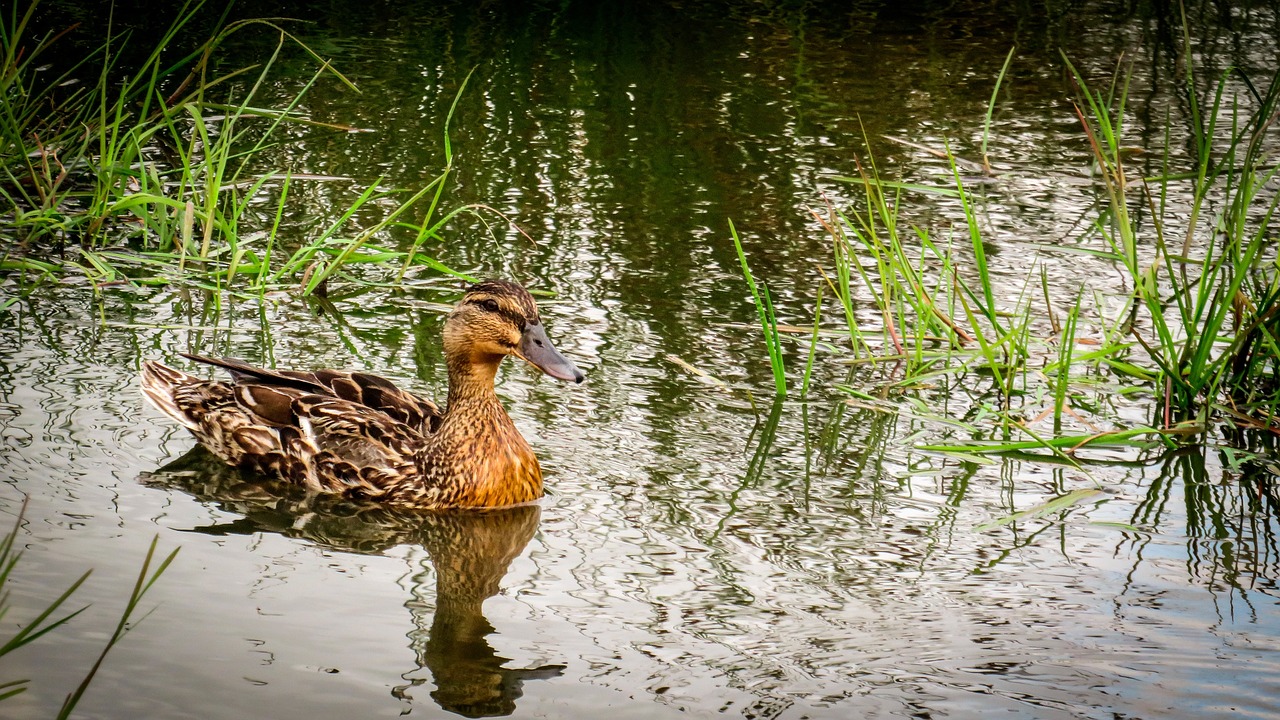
[734,48,1280,456]
[1066,51,1280,431]
[0,1,474,303]
[884,55,1276,447]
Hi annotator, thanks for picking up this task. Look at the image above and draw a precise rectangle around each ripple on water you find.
[5,2,1280,716]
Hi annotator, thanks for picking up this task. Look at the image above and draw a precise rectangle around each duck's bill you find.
[519,323,585,383]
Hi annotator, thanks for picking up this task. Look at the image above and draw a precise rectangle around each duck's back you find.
[179,354,442,434]
[141,357,435,495]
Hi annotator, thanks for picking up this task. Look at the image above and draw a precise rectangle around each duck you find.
[140,279,584,509]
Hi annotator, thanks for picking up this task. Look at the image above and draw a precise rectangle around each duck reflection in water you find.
[141,446,564,717]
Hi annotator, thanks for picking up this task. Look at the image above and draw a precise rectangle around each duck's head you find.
[444,280,585,384]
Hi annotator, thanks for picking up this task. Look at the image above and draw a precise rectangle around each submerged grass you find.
[0,1,478,306]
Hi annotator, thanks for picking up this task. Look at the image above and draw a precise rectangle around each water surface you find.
[3,2,1280,718]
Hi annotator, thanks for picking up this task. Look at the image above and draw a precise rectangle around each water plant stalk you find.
[729,219,787,397]
[1,499,178,713]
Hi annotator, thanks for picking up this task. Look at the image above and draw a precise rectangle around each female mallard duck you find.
[141,280,584,509]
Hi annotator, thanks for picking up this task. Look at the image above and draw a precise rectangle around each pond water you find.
[3,2,1280,718]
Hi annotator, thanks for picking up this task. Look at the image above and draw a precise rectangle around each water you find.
[3,1,1280,718]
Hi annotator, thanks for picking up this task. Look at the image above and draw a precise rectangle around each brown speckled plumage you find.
[141,280,584,509]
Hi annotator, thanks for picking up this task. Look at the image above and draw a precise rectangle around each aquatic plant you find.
[0,499,177,715]
[730,47,1280,455]
[1065,53,1280,430]
[729,219,787,398]
[0,1,475,304]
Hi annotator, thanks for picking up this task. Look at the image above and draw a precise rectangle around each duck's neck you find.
[430,355,542,507]
[444,354,505,412]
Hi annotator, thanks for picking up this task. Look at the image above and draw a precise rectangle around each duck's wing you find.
[181,353,443,434]
[144,360,428,498]
[227,383,425,496]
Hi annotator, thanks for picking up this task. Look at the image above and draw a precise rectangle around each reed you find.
[0,1,472,302]
[818,152,1001,386]
[730,219,787,398]
[0,504,88,702]
[910,56,1274,447]
[735,50,1280,457]
[980,47,1017,176]
[0,499,177,713]
[1066,51,1280,430]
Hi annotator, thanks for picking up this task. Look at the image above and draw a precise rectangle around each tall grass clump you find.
[724,49,1280,455]
[787,51,1280,452]
[815,149,1110,459]
[1067,54,1280,431]
[819,156,987,373]
[0,1,472,302]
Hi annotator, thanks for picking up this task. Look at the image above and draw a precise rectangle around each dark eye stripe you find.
[470,296,529,330]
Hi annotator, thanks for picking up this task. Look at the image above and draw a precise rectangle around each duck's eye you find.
[478,298,500,313]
